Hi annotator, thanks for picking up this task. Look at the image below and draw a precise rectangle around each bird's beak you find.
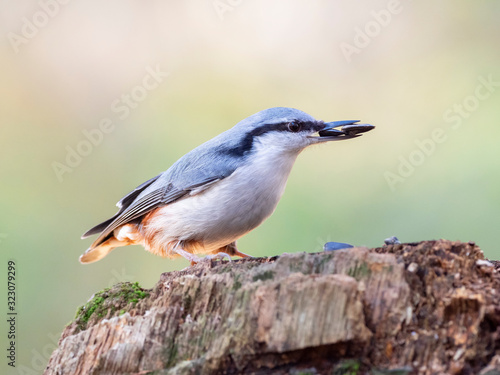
[309,120,375,141]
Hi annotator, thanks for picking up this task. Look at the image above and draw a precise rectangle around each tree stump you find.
[45,240,500,374]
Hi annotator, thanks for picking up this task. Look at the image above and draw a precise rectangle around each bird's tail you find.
[79,237,121,264]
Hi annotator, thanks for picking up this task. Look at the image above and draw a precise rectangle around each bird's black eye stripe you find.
[287,122,301,132]
[222,120,320,157]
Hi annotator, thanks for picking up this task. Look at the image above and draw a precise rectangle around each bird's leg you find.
[220,242,252,259]
[173,246,204,265]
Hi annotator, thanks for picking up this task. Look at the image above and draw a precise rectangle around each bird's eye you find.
[287,122,301,132]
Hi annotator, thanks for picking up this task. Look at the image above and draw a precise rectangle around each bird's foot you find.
[174,247,203,265]
[222,242,252,259]
[190,252,232,266]
[174,247,233,266]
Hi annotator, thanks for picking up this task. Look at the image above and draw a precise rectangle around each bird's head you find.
[226,107,374,156]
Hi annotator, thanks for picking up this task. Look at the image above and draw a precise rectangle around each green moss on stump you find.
[252,270,275,282]
[74,282,149,332]
[232,274,242,290]
[333,359,361,375]
[347,262,372,279]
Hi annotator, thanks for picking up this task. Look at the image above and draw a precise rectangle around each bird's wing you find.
[86,174,230,249]
[83,126,244,248]
[116,173,163,209]
[81,173,162,239]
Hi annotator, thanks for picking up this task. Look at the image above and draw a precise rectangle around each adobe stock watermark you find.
[52,65,169,183]
[384,74,499,192]
[0,233,7,243]
[340,0,411,63]
[7,0,72,54]
[213,0,244,21]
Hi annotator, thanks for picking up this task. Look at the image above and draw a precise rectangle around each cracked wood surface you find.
[45,240,500,375]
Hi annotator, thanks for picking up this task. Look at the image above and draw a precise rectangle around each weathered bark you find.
[45,240,500,375]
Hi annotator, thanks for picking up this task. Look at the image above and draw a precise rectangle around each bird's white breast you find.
[143,145,299,253]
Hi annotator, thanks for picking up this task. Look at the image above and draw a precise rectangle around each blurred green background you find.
[1,1,499,372]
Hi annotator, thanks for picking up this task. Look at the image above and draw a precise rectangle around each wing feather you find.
[87,176,225,248]
[81,173,162,238]
[116,173,162,209]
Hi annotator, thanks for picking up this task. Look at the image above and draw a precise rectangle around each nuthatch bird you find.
[80,107,374,265]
